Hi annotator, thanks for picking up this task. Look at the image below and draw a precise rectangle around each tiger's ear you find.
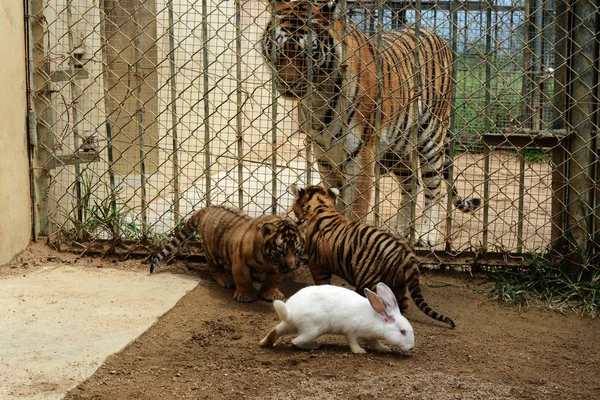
[259,222,275,237]
[327,187,340,199]
[289,184,301,198]
[318,0,338,18]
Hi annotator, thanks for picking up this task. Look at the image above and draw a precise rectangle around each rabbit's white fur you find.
[260,283,415,354]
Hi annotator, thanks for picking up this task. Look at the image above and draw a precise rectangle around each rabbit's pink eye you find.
[400,329,407,336]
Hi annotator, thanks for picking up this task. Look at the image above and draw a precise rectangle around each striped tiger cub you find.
[150,206,305,303]
[262,0,480,246]
[289,184,455,328]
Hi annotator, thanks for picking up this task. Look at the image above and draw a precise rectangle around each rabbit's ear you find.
[365,288,394,323]
[376,282,399,311]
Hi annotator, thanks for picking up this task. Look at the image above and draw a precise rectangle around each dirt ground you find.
[33,253,596,400]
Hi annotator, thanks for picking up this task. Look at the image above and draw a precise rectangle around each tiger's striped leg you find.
[314,148,345,213]
[418,161,444,247]
[207,253,235,288]
[208,265,235,289]
[259,272,285,302]
[392,169,417,241]
[342,155,373,222]
[392,286,410,312]
[308,259,332,286]
[231,257,259,303]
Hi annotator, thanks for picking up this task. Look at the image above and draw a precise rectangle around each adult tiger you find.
[150,206,305,303]
[262,0,480,246]
[289,184,456,328]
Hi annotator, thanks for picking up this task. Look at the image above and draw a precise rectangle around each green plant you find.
[486,248,600,317]
[524,148,548,163]
[62,173,146,243]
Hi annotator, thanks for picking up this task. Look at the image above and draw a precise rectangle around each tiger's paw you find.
[234,290,259,303]
[415,232,439,248]
[399,297,409,312]
[259,288,285,302]
[211,273,235,289]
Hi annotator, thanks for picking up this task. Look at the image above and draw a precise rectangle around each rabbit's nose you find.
[402,343,415,353]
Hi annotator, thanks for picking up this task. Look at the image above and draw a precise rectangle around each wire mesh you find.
[24,0,598,265]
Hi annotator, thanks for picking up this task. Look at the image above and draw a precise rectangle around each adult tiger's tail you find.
[443,152,481,213]
[150,211,203,273]
[404,259,456,329]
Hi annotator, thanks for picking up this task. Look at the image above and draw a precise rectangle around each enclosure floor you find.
[0,244,198,400]
[61,261,600,400]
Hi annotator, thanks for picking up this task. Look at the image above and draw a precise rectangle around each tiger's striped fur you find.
[150,206,305,303]
[290,184,455,328]
[262,0,480,246]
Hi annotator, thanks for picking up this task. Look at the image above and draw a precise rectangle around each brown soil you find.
[51,257,600,400]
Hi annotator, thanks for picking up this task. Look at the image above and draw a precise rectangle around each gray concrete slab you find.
[0,265,199,399]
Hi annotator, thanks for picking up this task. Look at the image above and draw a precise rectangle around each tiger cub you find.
[150,205,305,303]
[289,184,455,328]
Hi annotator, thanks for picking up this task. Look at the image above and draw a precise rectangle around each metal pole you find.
[481,0,493,248]
[168,0,181,224]
[337,0,349,191]
[98,0,118,221]
[134,0,148,238]
[517,149,526,252]
[66,0,84,238]
[270,0,281,215]
[410,0,423,244]
[373,0,384,227]
[235,0,244,210]
[26,0,54,241]
[26,0,54,238]
[338,0,350,190]
[521,0,533,128]
[565,0,596,271]
[445,0,459,252]
[550,0,568,252]
[533,0,544,130]
[202,0,212,207]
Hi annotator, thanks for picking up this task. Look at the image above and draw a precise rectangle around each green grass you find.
[524,148,549,163]
[451,52,555,160]
[63,173,147,243]
[486,250,600,317]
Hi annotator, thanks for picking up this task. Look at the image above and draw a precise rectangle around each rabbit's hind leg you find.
[291,329,320,350]
[259,321,297,348]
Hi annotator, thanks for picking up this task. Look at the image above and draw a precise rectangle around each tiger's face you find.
[260,219,306,274]
[262,0,339,98]
[289,184,338,223]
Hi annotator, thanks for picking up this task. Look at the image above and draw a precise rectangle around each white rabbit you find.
[259,282,415,354]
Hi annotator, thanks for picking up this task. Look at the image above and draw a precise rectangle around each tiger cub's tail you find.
[405,260,456,329]
[150,211,202,273]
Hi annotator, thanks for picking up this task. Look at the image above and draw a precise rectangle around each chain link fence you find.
[25,0,599,267]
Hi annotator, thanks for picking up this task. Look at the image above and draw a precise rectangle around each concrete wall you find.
[0,1,32,265]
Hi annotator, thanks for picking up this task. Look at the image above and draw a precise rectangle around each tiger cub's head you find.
[289,184,338,223]
[260,218,306,274]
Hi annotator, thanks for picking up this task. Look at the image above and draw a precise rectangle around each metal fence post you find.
[26,0,55,238]
[551,0,568,254]
[565,0,597,270]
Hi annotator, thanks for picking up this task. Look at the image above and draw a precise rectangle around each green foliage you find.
[486,249,600,317]
[63,173,146,243]
[524,148,548,163]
